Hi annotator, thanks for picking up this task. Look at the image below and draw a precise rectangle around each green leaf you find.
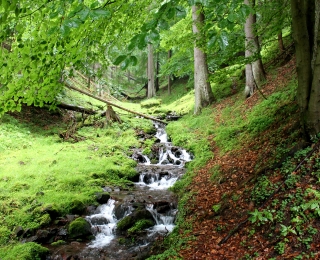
[128,35,139,51]
[147,30,159,43]
[120,59,129,70]
[49,11,59,19]
[176,6,186,18]
[114,55,127,66]
[90,9,111,19]
[166,7,176,19]
[158,3,168,14]
[129,56,138,66]
[90,1,99,8]
[208,35,217,49]
[142,20,157,31]
[63,19,81,28]
[78,7,90,21]
[158,19,169,30]
[227,13,237,22]
[310,202,319,210]
[60,24,70,36]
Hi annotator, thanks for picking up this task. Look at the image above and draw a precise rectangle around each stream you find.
[47,122,192,259]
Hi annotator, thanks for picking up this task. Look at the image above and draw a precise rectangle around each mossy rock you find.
[117,216,133,231]
[2,242,49,260]
[39,213,51,227]
[51,240,66,246]
[127,219,154,235]
[95,192,110,204]
[69,200,86,215]
[43,204,61,219]
[117,209,154,231]
[68,217,92,238]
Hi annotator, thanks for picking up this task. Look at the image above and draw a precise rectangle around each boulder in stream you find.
[68,217,93,239]
[116,209,155,233]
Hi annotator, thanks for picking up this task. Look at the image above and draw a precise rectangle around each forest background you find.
[1,0,320,259]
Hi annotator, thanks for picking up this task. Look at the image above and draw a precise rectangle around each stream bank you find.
[42,122,191,259]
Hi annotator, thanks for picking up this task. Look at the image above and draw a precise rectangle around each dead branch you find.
[65,82,167,124]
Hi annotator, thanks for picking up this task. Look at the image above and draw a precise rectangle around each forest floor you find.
[177,59,320,259]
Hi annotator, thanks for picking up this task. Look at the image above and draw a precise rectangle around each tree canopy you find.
[1,0,320,137]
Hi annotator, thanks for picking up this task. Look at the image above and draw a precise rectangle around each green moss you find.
[0,242,49,260]
[68,217,91,238]
[39,213,51,227]
[68,199,85,215]
[117,216,134,231]
[128,219,154,234]
[51,240,66,246]
[140,99,162,108]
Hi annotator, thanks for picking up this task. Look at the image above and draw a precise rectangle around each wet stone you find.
[95,192,110,204]
[14,226,24,237]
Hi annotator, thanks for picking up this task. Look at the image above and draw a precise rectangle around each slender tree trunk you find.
[192,4,215,114]
[278,31,285,51]
[244,0,266,97]
[291,0,320,137]
[147,44,155,98]
[155,52,160,92]
[168,49,172,95]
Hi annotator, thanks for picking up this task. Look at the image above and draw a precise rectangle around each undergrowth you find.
[0,107,153,258]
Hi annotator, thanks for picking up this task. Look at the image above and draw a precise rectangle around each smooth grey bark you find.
[147,44,155,99]
[244,0,266,97]
[291,0,320,137]
[155,52,160,92]
[168,50,172,95]
[192,4,215,114]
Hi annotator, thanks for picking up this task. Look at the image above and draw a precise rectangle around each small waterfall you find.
[155,123,168,143]
[86,199,117,248]
[146,204,176,233]
[86,199,133,248]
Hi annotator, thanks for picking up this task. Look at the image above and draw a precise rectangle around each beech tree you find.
[291,0,320,137]
[192,4,215,114]
[147,43,156,98]
[244,0,266,97]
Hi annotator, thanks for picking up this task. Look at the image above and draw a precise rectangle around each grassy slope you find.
[0,101,154,258]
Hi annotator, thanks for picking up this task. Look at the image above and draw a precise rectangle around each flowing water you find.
[48,122,192,259]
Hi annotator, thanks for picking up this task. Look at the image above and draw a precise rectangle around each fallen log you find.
[65,82,167,124]
[57,102,97,115]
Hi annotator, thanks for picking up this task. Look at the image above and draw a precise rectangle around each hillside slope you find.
[151,58,320,259]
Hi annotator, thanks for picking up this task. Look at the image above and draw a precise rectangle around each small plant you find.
[275,240,287,255]
[248,209,273,225]
[251,176,277,205]
[280,224,296,237]
[212,204,221,213]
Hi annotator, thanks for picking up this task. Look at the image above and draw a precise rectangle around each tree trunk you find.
[147,44,155,98]
[155,52,160,92]
[278,32,285,51]
[192,4,215,114]
[244,0,266,97]
[291,0,320,137]
[168,50,172,95]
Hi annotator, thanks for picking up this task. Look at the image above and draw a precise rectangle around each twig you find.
[54,147,65,155]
